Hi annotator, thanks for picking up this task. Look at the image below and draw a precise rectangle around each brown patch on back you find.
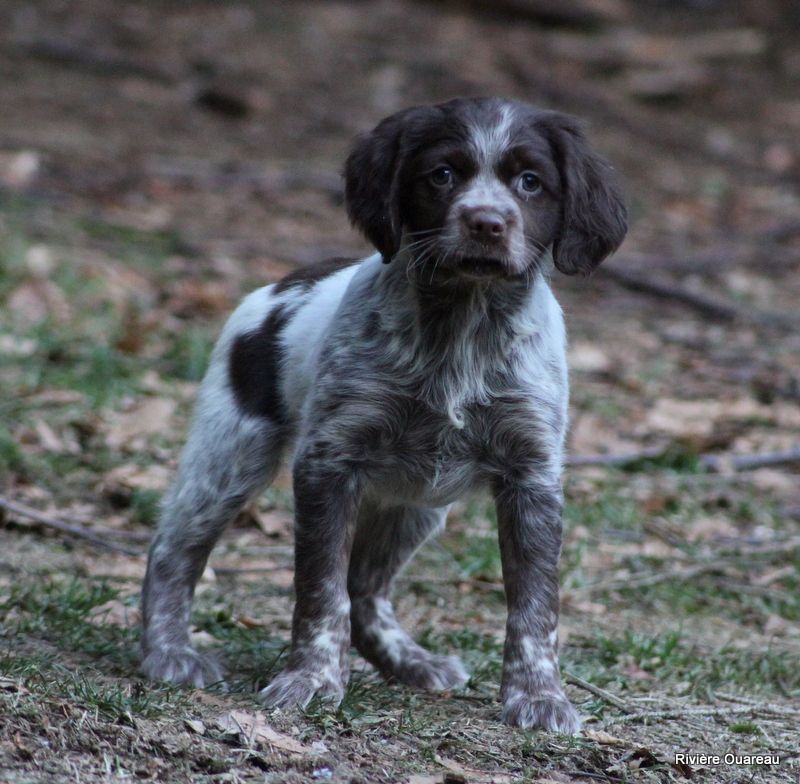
[272,257,359,294]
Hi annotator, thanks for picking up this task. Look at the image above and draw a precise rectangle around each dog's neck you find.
[372,253,555,426]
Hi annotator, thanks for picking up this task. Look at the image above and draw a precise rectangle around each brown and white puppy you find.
[140,97,626,732]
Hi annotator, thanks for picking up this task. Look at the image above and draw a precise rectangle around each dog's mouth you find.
[457,256,510,277]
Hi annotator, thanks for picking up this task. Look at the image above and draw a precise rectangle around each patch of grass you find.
[77,216,188,267]
[158,324,215,381]
[729,720,762,735]
[1,579,139,666]
[0,652,181,721]
[191,606,288,691]
[130,488,162,527]
[564,484,641,532]
[0,424,29,477]
[3,322,141,408]
[451,533,502,580]
[569,628,800,699]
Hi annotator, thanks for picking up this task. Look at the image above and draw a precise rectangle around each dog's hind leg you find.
[141,377,285,688]
[348,504,468,690]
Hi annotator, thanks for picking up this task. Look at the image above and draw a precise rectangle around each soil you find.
[1,1,799,783]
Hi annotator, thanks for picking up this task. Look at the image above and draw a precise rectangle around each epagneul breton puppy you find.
[141,97,626,733]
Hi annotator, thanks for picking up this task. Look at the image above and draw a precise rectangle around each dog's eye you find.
[518,171,542,194]
[429,166,453,187]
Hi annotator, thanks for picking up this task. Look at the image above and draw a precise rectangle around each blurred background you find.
[1,2,799,782]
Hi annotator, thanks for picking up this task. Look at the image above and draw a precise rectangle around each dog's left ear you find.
[537,112,627,275]
[345,106,432,263]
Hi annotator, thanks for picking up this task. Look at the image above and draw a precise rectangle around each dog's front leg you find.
[495,480,580,733]
[259,459,360,710]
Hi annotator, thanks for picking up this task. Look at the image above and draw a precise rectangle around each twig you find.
[563,671,631,712]
[212,565,291,576]
[19,38,177,84]
[602,265,739,321]
[584,537,800,594]
[566,448,665,468]
[601,264,795,329]
[144,157,343,198]
[0,495,141,556]
[613,703,800,724]
[703,447,800,472]
[584,562,723,594]
[567,445,800,472]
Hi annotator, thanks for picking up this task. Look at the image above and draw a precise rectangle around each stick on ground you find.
[0,495,143,556]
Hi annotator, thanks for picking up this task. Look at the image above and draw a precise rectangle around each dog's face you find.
[345,97,627,280]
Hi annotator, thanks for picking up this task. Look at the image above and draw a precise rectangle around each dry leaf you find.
[0,150,40,187]
[0,677,28,694]
[585,729,627,746]
[215,710,311,756]
[89,599,142,628]
[105,397,177,450]
[184,718,206,735]
[105,463,172,493]
[236,614,268,629]
[7,280,71,326]
[569,342,611,373]
[190,630,216,647]
[0,334,38,357]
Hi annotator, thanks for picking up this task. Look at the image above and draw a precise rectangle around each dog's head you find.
[345,97,627,280]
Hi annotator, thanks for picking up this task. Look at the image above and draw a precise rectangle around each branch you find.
[567,446,800,472]
[19,38,178,84]
[601,264,739,322]
[563,671,631,712]
[0,495,142,556]
[583,537,800,594]
[601,263,796,329]
[612,703,800,724]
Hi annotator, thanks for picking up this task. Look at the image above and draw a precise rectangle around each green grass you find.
[190,605,289,691]
[567,628,800,700]
[158,324,216,382]
[1,579,138,665]
[76,216,189,267]
[0,652,183,722]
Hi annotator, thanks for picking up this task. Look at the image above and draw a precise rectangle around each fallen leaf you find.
[583,730,628,746]
[7,280,71,326]
[0,677,28,694]
[569,342,611,373]
[235,504,290,537]
[89,599,142,628]
[236,614,268,629]
[0,334,38,357]
[215,710,312,756]
[105,463,172,493]
[105,397,177,450]
[184,718,206,735]
[0,149,40,187]
[190,630,216,647]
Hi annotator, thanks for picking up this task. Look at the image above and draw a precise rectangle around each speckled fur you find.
[140,97,626,732]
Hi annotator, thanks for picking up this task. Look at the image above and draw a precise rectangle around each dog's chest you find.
[358,399,493,506]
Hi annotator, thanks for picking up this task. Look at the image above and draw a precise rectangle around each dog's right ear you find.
[344,107,427,263]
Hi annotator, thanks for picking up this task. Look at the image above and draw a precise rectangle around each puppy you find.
[140,97,626,732]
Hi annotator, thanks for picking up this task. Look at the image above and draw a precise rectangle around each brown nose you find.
[462,207,507,241]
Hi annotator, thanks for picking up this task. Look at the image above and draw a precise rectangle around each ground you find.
[1,1,799,782]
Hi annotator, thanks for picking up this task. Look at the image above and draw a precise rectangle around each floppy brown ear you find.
[344,106,431,263]
[537,112,627,275]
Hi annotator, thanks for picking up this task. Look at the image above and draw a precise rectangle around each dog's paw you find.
[501,692,581,734]
[391,652,469,691]
[141,645,224,688]
[258,667,345,711]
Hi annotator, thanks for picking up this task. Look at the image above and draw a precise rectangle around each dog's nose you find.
[462,208,507,241]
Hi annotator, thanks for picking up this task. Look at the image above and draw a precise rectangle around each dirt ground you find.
[1,1,799,782]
